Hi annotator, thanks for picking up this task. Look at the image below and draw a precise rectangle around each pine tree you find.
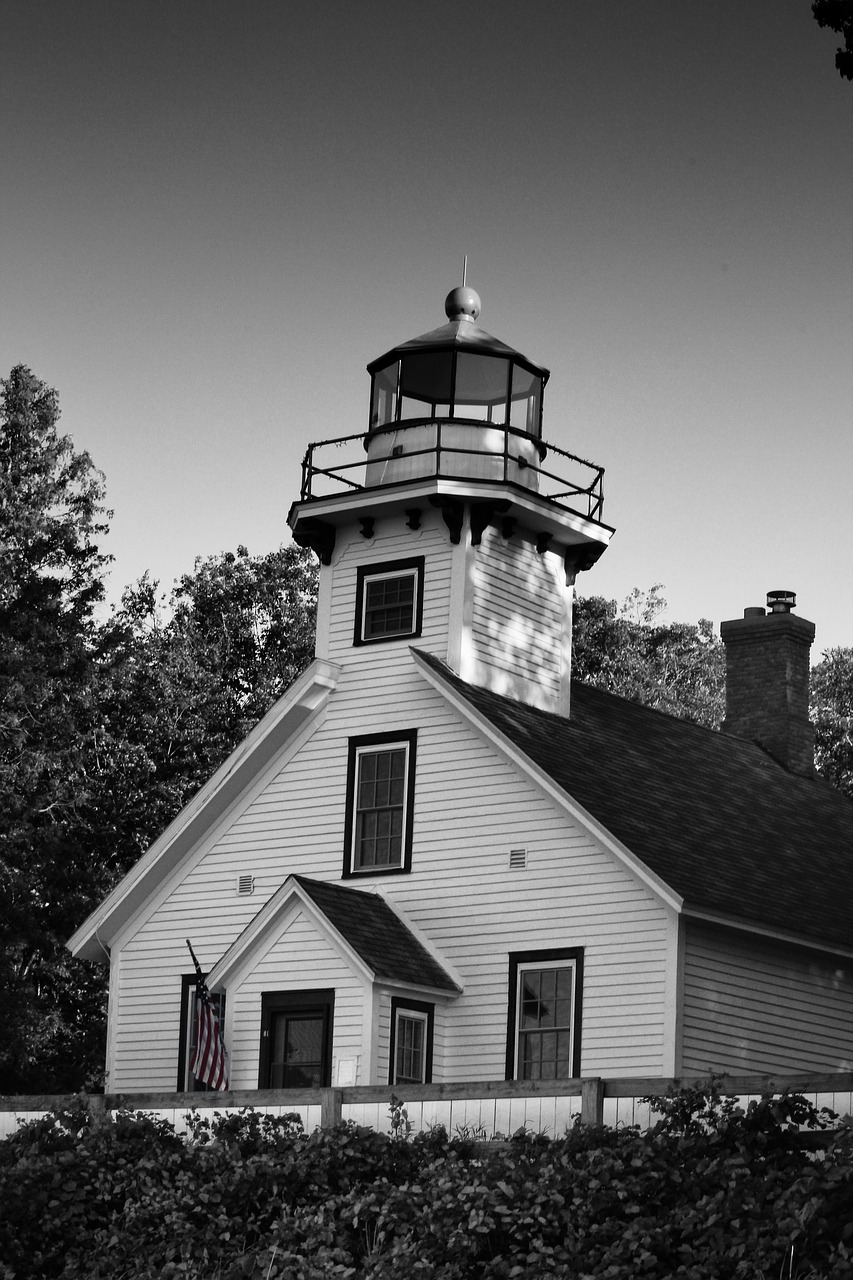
[0,365,111,1090]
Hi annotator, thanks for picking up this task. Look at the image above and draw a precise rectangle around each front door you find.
[259,989,334,1089]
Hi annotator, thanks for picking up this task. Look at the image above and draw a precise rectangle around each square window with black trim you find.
[258,989,335,1089]
[344,730,416,876]
[505,949,583,1081]
[389,998,434,1085]
[354,557,424,645]
[177,974,226,1093]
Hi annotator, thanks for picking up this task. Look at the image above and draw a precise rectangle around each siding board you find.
[682,921,853,1075]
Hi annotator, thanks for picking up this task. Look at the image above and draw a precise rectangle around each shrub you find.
[0,1090,851,1279]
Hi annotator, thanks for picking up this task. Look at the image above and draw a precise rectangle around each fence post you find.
[320,1088,342,1130]
[581,1078,604,1127]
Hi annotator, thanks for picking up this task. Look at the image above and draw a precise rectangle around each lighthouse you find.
[289,286,613,715]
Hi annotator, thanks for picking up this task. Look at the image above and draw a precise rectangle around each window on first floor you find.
[354,557,425,645]
[389,998,434,1085]
[177,974,226,1093]
[505,949,583,1081]
[258,989,335,1089]
[344,730,417,876]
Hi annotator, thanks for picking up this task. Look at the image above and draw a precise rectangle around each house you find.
[68,286,853,1095]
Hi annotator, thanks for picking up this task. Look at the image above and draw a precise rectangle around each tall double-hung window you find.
[344,730,417,876]
[389,998,434,1085]
[506,949,583,1080]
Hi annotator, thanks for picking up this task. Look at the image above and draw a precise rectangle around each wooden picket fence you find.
[3,1072,853,1143]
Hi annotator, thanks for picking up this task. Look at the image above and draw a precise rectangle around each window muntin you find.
[395,1012,427,1083]
[506,949,582,1081]
[355,745,406,867]
[454,353,510,423]
[368,352,544,438]
[517,962,575,1080]
[365,573,414,638]
[355,558,424,646]
[389,998,434,1085]
[371,362,399,429]
[344,730,417,876]
[259,990,334,1089]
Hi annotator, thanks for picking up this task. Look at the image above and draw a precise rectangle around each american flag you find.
[186,939,229,1091]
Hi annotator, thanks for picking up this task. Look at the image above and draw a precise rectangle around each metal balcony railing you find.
[299,421,605,524]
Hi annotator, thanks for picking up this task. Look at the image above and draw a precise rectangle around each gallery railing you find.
[298,422,606,524]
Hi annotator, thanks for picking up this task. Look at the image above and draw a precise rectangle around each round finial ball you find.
[445,286,481,321]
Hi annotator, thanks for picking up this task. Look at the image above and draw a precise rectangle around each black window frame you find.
[343,729,417,878]
[177,973,226,1093]
[258,989,335,1090]
[505,948,583,1081]
[354,557,425,646]
[388,997,434,1085]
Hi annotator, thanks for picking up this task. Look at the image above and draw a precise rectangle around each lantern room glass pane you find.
[371,361,399,429]
[453,353,510,422]
[399,351,453,411]
[509,365,543,436]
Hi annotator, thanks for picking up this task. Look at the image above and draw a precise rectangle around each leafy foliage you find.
[0,366,112,1093]
[1,1091,852,1279]
[813,0,853,79]
[573,586,725,729]
[1,364,318,1092]
[810,648,853,798]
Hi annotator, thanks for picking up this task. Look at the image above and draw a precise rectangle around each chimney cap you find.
[766,589,796,614]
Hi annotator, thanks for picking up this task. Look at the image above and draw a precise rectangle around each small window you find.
[506,949,583,1081]
[259,990,334,1089]
[177,974,226,1093]
[344,730,417,876]
[354,557,424,645]
[389,998,434,1084]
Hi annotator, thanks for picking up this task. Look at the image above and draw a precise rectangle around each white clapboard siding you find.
[472,526,565,698]
[106,638,674,1091]
[681,921,853,1075]
[228,909,367,1090]
[325,514,453,666]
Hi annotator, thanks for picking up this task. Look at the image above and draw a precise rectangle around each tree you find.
[97,546,318,870]
[810,647,853,797]
[573,587,725,729]
[0,365,112,1091]
[812,0,853,79]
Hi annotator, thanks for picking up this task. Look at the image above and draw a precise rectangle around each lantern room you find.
[367,286,548,439]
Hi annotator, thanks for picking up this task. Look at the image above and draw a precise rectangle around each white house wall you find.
[681,920,853,1075]
[323,512,453,667]
[228,908,368,1091]
[106,631,676,1090]
[470,524,567,706]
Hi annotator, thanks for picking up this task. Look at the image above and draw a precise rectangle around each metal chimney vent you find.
[766,589,796,614]
[236,874,255,896]
[509,847,528,870]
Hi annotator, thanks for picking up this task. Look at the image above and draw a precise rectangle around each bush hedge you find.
[1,1086,851,1279]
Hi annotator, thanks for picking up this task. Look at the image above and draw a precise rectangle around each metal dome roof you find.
[366,290,550,384]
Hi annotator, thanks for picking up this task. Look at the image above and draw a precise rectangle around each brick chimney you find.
[720,590,815,777]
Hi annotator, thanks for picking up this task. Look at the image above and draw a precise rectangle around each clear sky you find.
[2,1,851,653]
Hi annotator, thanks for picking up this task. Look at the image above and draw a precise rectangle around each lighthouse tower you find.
[289,286,613,715]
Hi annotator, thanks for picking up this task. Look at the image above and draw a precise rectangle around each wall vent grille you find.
[237,874,255,896]
[509,848,528,870]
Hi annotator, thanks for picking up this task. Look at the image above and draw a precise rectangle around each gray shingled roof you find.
[418,651,853,954]
[294,876,460,992]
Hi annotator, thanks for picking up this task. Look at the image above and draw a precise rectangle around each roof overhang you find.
[289,476,613,563]
[67,659,342,963]
[206,875,462,999]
